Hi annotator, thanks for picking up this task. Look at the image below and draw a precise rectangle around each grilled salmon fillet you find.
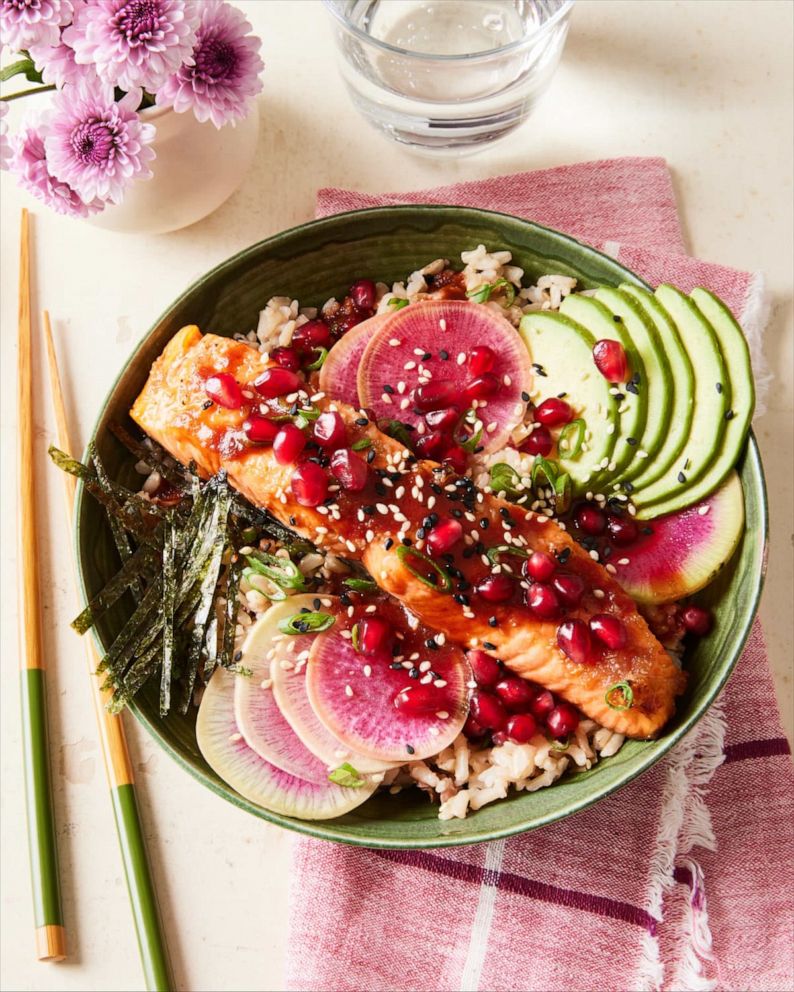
[132,327,686,738]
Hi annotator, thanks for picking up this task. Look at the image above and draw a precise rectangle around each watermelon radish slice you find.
[610,471,745,604]
[196,668,378,820]
[357,300,532,452]
[318,313,393,407]
[305,625,469,762]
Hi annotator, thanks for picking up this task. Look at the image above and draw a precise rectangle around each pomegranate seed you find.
[332,312,363,336]
[607,514,639,545]
[242,413,278,444]
[505,713,537,744]
[426,518,463,555]
[593,339,630,382]
[552,572,585,608]
[273,423,306,465]
[349,278,376,311]
[476,573,515,603]
[535,397,573,426]
[415,431,448,460]
[462,372,500,404]
[442,445,468,474]
[292,319,332,352]
[546,702,580,738]
[425,406,460,433]
[520,425,553,457]
[270,346,301,372]
[681,605,713,637]
[467,650,502,687]
[358,616,392,655]
[556,619,592,664]
[393,683,443,715]
[526,582,561,620]
[575,503,607,536]
[313,411,347,449]
[329,448,368,492]
[290,461,328,507]
[491,731,508,746]
[530,690,555,719]
[414,379,458,412]
[589,614,627,650]
[524,550,557,582]
[470,690,508,731]
[463,714,487,740]
[494,676,535,712]
[468,345,496,377]
[254,367,302,398]
[204,372,244,409]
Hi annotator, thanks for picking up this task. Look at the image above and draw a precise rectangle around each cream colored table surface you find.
[1,2,792,990]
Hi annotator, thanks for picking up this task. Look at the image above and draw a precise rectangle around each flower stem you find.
[1,84,57,103]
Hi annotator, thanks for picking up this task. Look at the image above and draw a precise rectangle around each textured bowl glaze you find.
[75,206,767,848]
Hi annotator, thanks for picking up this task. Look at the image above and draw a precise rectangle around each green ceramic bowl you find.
[75,206,767,848]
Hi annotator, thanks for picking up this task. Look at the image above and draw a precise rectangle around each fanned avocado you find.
[618,284,695,490]
[631,284,729,511]
[559,295,647,486]
[593,287,673,483]
[519,311,617,492]
[637,289,754,519]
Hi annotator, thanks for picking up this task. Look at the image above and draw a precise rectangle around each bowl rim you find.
[74,204,769,848]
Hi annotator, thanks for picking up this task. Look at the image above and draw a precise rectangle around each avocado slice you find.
[592,287,674,483]
[519,311,618,492]
[618,284,695,490]
[631,284,729,511]
[559,295,647,487]
[636,289,754,518]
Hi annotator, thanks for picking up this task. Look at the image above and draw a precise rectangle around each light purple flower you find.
[28,0,87,87]
[0,0,74,51]
[44,82,156,203]
[63,0,198,93]
[11,116,105,216]
[0,102,12,170]
[156,0,263,129]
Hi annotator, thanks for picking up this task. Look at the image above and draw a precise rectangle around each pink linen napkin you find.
[286,158,793,992]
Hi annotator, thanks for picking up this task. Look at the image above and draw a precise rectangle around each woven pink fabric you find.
[286,160,793,992]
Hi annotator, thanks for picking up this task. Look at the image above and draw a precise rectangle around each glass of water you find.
[323,0,575,155]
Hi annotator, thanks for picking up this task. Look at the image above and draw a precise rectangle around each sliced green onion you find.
[304,348,328,371]
[554,472,572,515]
[387,297,409,310]
[558,418,586,459]
[605,681,634,711]
[466,278,516,307]
[531,455,559,492]
[328,762,365,788]
[244,550,307,593]
[278,611,335,635]
[293,405,322,429]
[488,462,521,499]
[486,545,530,565]
[381,419,414,448]
[551,735,571,752]
[395,544,452,593]
[351,622,360,651]
[351,438,372,452]
[343,577,378,592]
[461,426,483,454]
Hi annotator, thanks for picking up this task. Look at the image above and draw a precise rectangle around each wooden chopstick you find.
[17,209,67,962]
[43,311,174,992]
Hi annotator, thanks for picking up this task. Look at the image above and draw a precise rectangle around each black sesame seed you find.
[426,638,439,650]
[684,459,691,471]
[439,349,449,360]
[384,538,394,550]
[288,401,299,416]
[406,744,415,754]
[602,545,612,560]
[453,593,467,605]
[715,382,723,394]
[613,314,622,322]
[613,392,625,402]
[462,547,475,559]
[289,515,297,526]
[457,578,471,591]
[483,641,497,651]
[234,650,243,662]
[362,504,375,515]
[450,508,463,519]
[340,592,351,607]
[626,437,638,446]
[556,547,571,564]
[521,391,530,402]
[725,409,735,421]
[383,384,394,394]
[313,598,321,610]
[422,352,432,361]
[642,526,654,535]
[626,382,639,395]
[374,482,386,496]
[390,661,403,670]
[479,518,490,529]
[202,399,213,410]
[430,483,442,494]
[677,471,687,484]
[488,616,498,627]
[623,481,634,494]
[366,448,376,464]
[401,537,412,546]
[416,528,426,539]
[409,668,419,680]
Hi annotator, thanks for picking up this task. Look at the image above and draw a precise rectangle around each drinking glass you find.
[323,0,575,155]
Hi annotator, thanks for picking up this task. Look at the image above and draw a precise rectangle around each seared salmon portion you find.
[132,328,686,738]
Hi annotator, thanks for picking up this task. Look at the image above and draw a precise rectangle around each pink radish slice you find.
[356,300,533,452]
[318,313,393,407]
[612,471,744,604]
[305,629,469,762]
[196,669,378,820]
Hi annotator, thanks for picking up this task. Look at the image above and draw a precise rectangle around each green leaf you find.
[0,57,44,85]
[466,278,515,307]
[328,763,365,788]
[278,611,336,635]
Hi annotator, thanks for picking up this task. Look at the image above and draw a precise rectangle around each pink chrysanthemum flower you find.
[11,116,105,216]
[0,0,73,51]
[0,102,12,170]
[28,0,87,87]
[63,0,198,93]
[44,82,156,204]
[156,0,263,129]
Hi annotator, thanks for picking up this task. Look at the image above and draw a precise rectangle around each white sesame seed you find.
[434,679,447,688]
[395,486,405,499]
[363,665,372,677]
[420,674,432,685]
[414,347,425,356]
[229,732,243,742]
[260,679,272,690]
[456,352,466,365]
[381,392,392,404]
[428,726,440,737]
[606,424,615,435]
[486,421,498,433]
[400,398,411,410]
[345,685,354,697]
[618,557,630,566]
[439,318,447,330]
[436,633,445,645]
[608,461,616,472]
[593,588,605,599]
[698,505,710,515]
[365,605,377,613]
[436,710,449,720]
[589,549,600,560]
[365,529,374,543]
[376,503,389,514]
[536,514,549,523]
[637,450,649,459]
[427,495,436,509]
[419,660,431,672]
[404,361,416,370]
[605,563,617,574]
[389,338,401,347]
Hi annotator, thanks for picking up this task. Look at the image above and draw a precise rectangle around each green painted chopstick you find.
[43,310,174,992]
[18,209,67,963]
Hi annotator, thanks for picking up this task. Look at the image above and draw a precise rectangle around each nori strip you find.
[219,559,242,671]
[91,445,145,603]
[71,539,158,634]
[159,514,177,717]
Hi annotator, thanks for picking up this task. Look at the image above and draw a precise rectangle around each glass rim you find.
[321,0,576,62]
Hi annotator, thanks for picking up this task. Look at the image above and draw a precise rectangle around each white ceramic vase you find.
[88,103,260,235]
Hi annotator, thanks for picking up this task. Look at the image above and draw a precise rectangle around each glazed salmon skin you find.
[131,327,686,738]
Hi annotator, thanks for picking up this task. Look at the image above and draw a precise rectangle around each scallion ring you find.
[387,297,409,311]
[553,472,572,515]
[395,544,452,593]
[351,438,372,452]
[550,735,570,752]
[244,550,307,593]
[531,455,559,492]
[277,611,336,635]
[605,681,634,711]
[343,577,378,592]
[305,348,328,371]
[486,545,530,565]
[558,418,586,459]
[351,622,360,651]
